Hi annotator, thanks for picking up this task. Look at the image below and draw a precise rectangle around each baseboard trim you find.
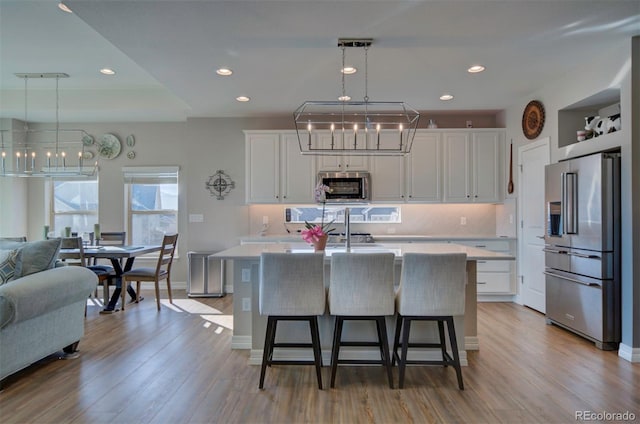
[248,348,468,366]
[231,336,251,350]
[465,336,479,351]
[618,343,640,362]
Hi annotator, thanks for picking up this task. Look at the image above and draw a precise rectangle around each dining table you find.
[59,245,162,303]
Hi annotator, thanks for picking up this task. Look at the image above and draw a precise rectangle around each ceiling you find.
[1,0,638,123]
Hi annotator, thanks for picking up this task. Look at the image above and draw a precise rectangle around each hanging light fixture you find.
[293,38,419,155]
[0,73,96,178]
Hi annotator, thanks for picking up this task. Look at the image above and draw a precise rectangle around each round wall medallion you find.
[522,100,545,140]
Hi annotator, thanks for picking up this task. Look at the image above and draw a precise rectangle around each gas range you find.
[327,232,375,244]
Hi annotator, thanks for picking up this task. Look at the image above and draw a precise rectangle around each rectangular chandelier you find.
[294,100,420,155]
[0,73,97,178]
[293,38,420,156]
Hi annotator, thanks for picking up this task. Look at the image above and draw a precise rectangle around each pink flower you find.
[301,225,325,243]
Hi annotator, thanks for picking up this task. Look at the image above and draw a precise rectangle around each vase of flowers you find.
[301,182,335,251]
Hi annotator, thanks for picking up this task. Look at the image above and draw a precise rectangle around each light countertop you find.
[240,234,516,244]
[213,242,514,261]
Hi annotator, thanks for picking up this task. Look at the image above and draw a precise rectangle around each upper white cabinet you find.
[371,131,406,202]
[245,131,315,204]
[245,129,504,204]
[315,132,369,171]
[443,130,503,203]
[406,132,442,202]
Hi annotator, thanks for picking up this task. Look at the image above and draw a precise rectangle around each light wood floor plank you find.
[1,293,638,424]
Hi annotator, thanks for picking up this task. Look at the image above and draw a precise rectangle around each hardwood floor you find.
[1,292,638,424]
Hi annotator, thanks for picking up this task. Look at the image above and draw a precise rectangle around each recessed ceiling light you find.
[236,96,250,102]
[216,68,233,76]
[58,3,73,13]
[440,94,454,101]
[341,67,357,75]
[100,68,116,75]
[338,95,351,101]
[468,65,486,73]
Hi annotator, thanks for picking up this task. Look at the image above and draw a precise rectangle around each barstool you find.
[258,252,325,389]
[328,252,395,389]
[392,253,467,389]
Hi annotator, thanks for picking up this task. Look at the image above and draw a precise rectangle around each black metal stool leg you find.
[330,316,344,388]
[309,316,323,390]
[446,317,464,390]
[437,320,448,367]
[259,316,276,389]
[376,317,394,389]
[398,317,412,389]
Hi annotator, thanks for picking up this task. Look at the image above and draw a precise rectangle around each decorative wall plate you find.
[522,100,545,140]
[82,134,94,146]
[126,134,135,147]
[206,170,235,200]
[82,151,94,160]
[97,133,122,159]
[127,151,136,159]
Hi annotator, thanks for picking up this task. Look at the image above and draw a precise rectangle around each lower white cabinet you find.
[456,239,515,295]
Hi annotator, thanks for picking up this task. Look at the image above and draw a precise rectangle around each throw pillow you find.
[13,238,62,278]
[0,249,19,285]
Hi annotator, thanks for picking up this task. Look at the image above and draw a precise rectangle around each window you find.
[50,178,98,234]
[124,166,179,245]
[288,206,401,224]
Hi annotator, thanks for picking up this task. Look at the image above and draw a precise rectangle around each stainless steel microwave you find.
[318,171,370,203]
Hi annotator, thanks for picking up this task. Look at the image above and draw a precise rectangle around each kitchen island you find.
[212,242,514,366]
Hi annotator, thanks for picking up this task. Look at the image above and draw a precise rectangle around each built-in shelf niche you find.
[558,88,621,148]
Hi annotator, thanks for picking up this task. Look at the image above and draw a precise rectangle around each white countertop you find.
[240,234,516,243]
[213,242,514,261]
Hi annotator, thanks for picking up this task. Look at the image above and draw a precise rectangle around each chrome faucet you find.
[344,207,351,250]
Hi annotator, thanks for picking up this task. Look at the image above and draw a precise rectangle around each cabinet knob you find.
[466,195,470,198]
[408,195,412,198]
[283,196,287,199]
[475,195,478,198]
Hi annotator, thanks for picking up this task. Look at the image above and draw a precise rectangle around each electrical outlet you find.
[509,214,514,224]
[262,215,269,225]
[242,298,251,311]
[460,216,467,225]
[241,268,251,282]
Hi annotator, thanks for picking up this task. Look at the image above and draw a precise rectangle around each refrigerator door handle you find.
[543,247,569,254]
[543,271,600,287]
[567,251,601,260]
[565,172,578,234]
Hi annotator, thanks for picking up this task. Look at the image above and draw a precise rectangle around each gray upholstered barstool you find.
[328,252,395,389]
[392,252,467,389]
[258,252,325,389]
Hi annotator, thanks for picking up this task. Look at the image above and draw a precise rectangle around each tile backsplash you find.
[249,203,503,237]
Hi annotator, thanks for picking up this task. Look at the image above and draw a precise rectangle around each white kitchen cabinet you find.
[315,132,369,171]
[406,132,442,202]
[443,130,503,203]
[245,131,315,203]
[456,239,515,295]
[371,131,406,201]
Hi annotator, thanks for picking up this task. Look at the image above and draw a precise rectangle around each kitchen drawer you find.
[476,272,512,294]
[477,259,511,272]
[457,240,510,252]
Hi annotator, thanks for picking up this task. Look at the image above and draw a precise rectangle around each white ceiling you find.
[1,0,638,123]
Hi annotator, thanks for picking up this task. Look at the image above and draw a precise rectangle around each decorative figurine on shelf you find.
[301,182,335,251]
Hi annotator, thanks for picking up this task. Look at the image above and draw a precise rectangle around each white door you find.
[518,138,550,313]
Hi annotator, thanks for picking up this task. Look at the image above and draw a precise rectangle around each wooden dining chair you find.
[59,237,86,267]
[121,234,178,311]
[84,232,127,305]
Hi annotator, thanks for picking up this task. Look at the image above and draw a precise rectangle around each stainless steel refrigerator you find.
[544,152,620,350]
